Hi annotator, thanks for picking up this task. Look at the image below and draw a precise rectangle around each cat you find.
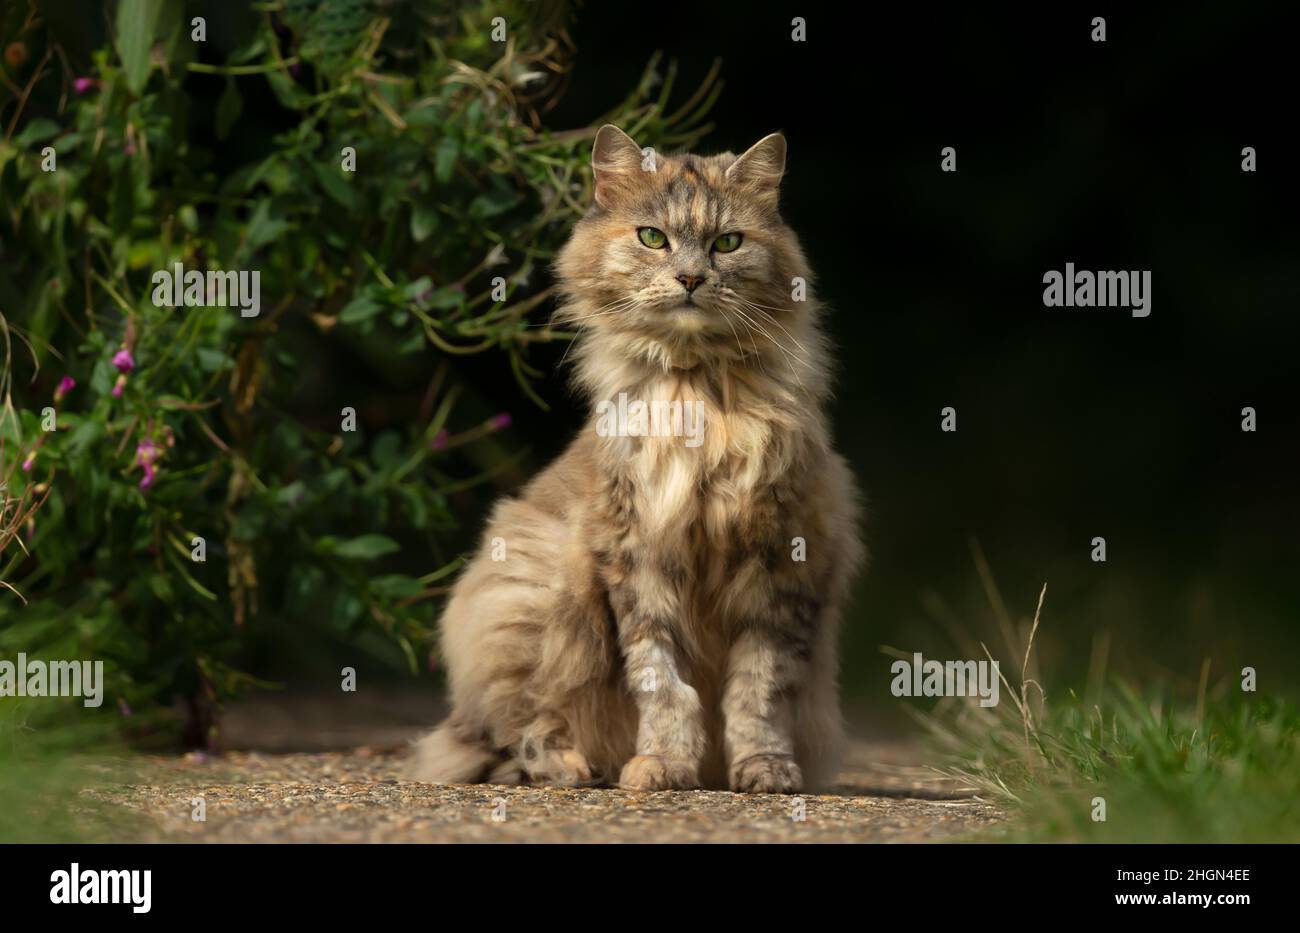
[407,125,863,792]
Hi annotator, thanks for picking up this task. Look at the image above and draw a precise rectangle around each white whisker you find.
[721,297,811,364]
[726,302,807,391]
[732,299,813,359]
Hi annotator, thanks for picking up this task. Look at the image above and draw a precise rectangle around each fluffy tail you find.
[406,720,519,785]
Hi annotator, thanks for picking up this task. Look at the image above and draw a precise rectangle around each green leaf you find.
[330,592,363,630]
[274,481,307,508]
[232,37,267,65]
[425,286,464,311]
[245,200,289,252]
[370,575,424,599]
[434,137,459,184]
[14,119,61,146]
[154,0,189,66]
[265,69,312,109]
[64,418,104,459]
[90,357,114,396]
[147,572,174,603]
[215,78,243,140]
[197,348,229,372]
[410,203,438,242]
[469,189,519,220]
[115,0,165,95]
[312,162,358,210]
[371,431,403,470]
[404,277,433,303]
[333,534,400,560]
[339,293,382,324]
[403,106,440,127]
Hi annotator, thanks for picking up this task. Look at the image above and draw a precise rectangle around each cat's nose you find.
[675,273,705,294]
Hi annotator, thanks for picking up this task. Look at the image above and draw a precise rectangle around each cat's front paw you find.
[618,754,700,791]
[730,753,803,794]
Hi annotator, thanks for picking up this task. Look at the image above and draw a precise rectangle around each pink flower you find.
[430,428,449,451]
[112,348,135,373]
[21,452,35,472]
[112,374,126,398]
[135,438,161,490]
[489,412,512,430]
[53,375,75,403]
[74,76,97,94]
[118,697,133,717]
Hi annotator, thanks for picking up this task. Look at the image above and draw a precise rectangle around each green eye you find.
[637,227,668,249]
[712,232,743,253]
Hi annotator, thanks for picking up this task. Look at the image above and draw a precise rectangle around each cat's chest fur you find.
[595,369,807,549]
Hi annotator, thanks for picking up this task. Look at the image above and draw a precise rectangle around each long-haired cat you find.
[408,125,863,792]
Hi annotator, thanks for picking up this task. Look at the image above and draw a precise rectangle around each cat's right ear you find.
[591,124,645,208]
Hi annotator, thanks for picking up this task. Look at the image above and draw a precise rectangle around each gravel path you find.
[90,740,1007,843]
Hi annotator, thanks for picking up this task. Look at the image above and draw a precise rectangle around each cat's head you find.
[555,125,815,373]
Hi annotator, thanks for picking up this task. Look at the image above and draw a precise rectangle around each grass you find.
[914,572,1300,842]
[0,698,148,843]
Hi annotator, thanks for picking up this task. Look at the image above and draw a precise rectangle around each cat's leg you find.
[720,560,822,794]
[610,561,706,790]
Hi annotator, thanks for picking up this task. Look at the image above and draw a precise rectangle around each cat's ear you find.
[591,124,646,208]
[725,133,787,199]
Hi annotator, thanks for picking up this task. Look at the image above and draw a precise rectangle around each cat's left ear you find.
[725,133,787,196]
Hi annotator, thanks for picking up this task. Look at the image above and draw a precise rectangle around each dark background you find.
[504,2,1300,704]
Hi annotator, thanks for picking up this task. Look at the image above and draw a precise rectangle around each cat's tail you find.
[406,718,521,785]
